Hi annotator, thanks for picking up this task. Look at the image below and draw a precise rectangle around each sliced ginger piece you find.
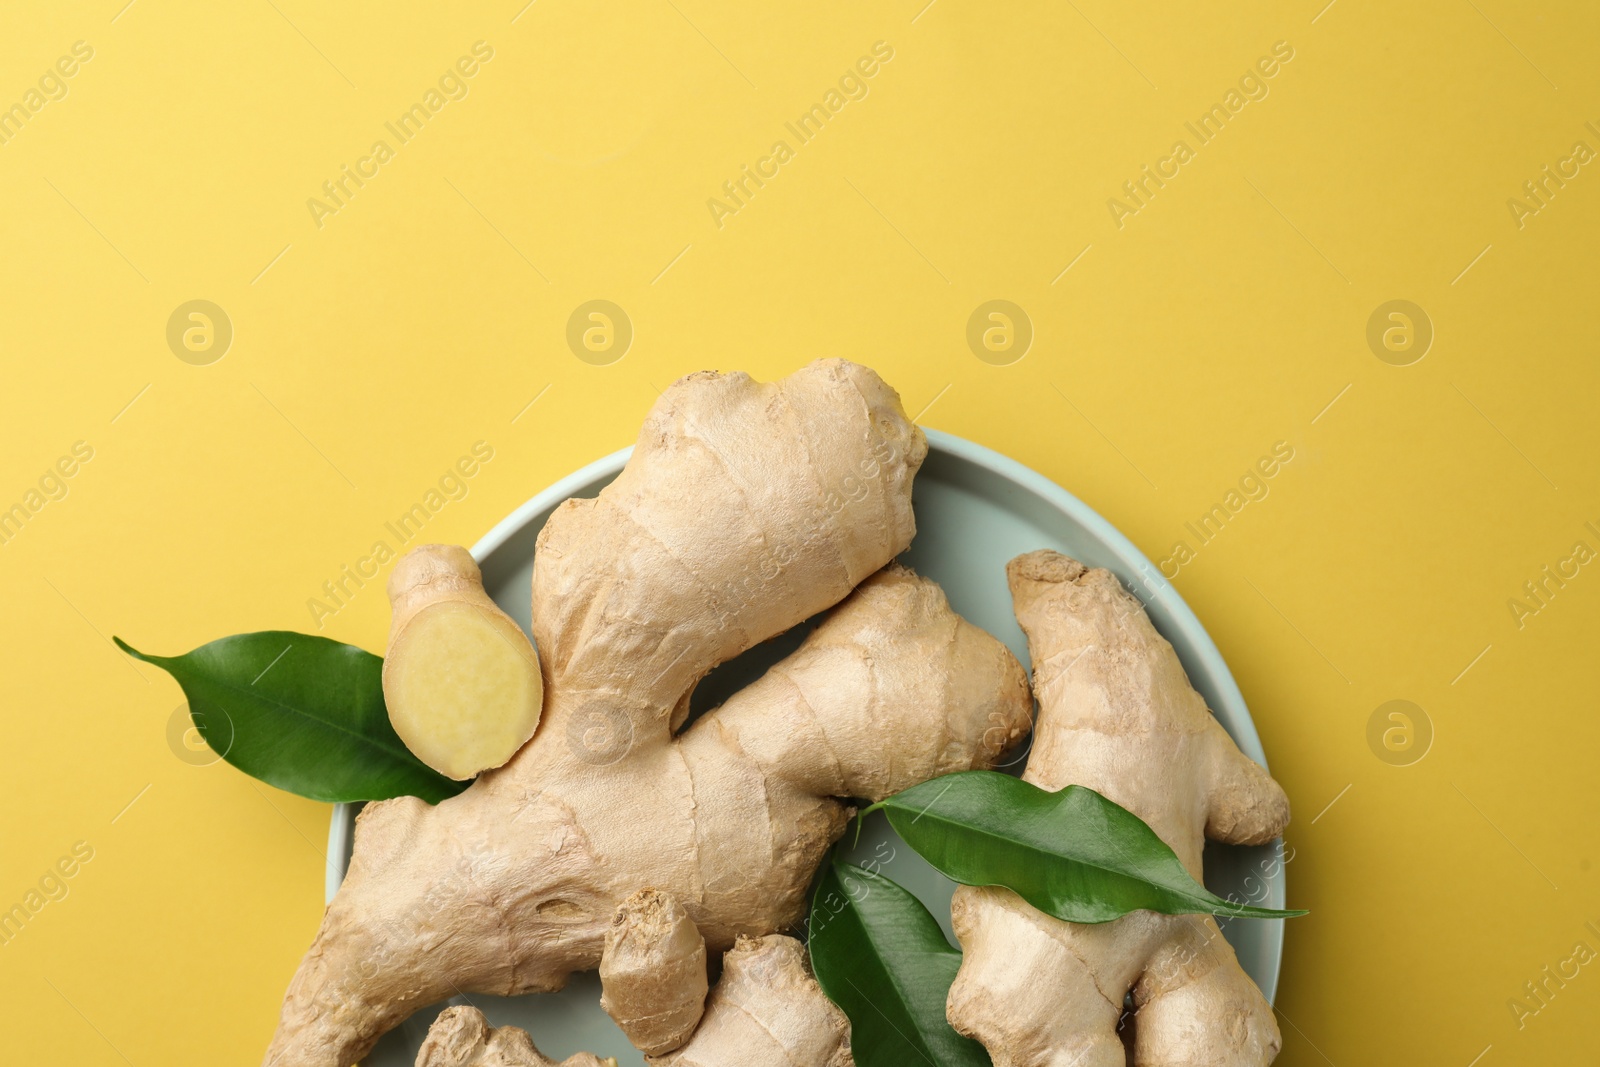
[383,544,544,780]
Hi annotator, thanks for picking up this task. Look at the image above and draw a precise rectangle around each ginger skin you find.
[416,1006,615,1067]
[599,889,708,1055]
[597,889,849,1065]
[264,361,1032,1066]
[419,933,850,1067]
[946,551,1291,1067]
[646,934,853,1067]
[383,544,544,780]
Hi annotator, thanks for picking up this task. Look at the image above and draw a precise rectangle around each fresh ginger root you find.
[420,933,852,1067]
[416,1006,616,1067]
[946,550,1291,1066]
[599,890,708,1054]
[264,360,1031,1065]
[599,888,849,1064]
[383,544,543,780]
[650,935,853,1067]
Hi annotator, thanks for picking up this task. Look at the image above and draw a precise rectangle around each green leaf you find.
[116,631,467,804]
[808,860,990,1067]
[874,770,1305,924]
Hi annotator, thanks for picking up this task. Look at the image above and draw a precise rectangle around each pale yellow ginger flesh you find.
[415,1006,615,1067]
[264,360,1032,1066]
[649,935,853,1067]
[946,550,1291,1067]
[384,544,544,780]
[419,935,852,1067]
[599,889,708,1055]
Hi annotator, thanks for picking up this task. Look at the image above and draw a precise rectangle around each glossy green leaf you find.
[116,631,466,804]
[808,860,990,1067]
[874,770,1305,924]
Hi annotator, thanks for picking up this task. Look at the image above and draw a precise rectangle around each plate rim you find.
[326,427,1286,1004]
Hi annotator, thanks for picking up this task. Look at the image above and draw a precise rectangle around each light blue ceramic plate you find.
[327,429,1288,1066]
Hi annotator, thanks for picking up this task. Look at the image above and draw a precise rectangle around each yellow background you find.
[2,1,1596,1063]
